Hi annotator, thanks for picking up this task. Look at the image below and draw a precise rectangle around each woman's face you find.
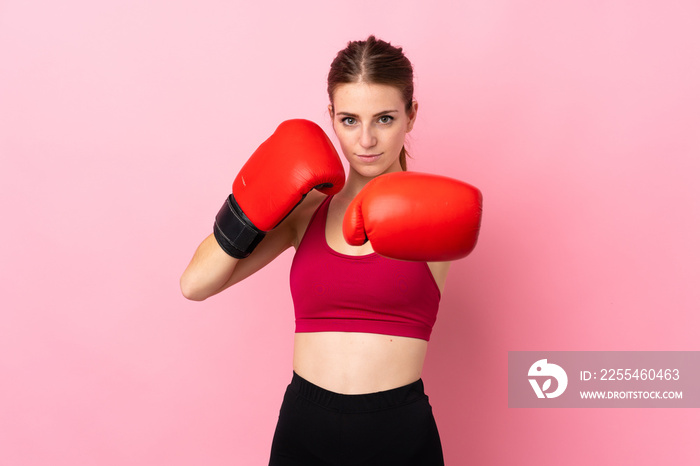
[330,82,417,179]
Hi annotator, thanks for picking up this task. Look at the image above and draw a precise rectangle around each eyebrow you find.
[336,110,399,118]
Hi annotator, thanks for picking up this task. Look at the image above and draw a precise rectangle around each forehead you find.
[332,82,404,114]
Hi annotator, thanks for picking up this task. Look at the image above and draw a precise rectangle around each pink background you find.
[2,1,698,464]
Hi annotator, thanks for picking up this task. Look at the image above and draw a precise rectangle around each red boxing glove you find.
[214,119,345,258]
[343,172,482,261]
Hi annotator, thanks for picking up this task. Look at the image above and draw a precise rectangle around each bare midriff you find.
[293,331,428,395]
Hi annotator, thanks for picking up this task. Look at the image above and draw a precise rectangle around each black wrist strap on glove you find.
[213,194,266,258]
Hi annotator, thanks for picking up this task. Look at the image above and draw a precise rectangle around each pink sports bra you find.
[290,195,441,341]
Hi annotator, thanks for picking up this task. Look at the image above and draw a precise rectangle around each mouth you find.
[355,153,382,162]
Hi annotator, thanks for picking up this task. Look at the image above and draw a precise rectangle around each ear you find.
[406,100,418,132]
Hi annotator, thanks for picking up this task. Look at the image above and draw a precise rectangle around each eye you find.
[341,117,356,126]
[378,115,394,124]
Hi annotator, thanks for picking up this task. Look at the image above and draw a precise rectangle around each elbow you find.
[179,274,209,302]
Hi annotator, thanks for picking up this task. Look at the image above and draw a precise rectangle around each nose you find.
[359,125,377,149]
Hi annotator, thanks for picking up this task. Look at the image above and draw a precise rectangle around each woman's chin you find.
[349,160,402,179]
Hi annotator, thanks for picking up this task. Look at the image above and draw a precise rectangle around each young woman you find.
[181,36,482,465]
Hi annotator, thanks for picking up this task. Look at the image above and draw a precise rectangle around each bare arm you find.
[427,261,451,295]
[180,191,325,301]
[180,214,296,301]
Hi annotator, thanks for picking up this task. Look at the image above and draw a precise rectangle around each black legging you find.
[268,372,445,465]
